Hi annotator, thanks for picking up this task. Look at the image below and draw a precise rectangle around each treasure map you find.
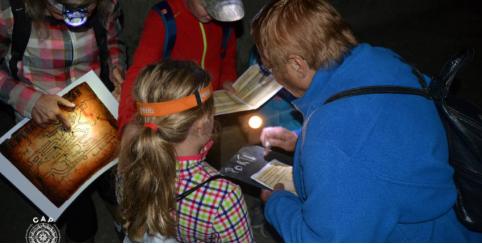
[0,71,119,220]
[214,65,282,115]
[0,82,119,207]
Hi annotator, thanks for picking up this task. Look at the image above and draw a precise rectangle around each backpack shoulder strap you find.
[176,174,228,202]
[323,86,431,105]
[323,57,432,105]
[90,11,115,91]
[8,0,31,81]
[398,58,428,89]
[220,24,231,59]
[91,11,107,51]
[152,1,177,59]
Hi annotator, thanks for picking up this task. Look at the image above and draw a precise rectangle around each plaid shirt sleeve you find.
[213,184,255,242]
[106,0,127,74]
[0,0,44,118]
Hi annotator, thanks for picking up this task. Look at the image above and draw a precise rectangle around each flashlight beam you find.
[248,116,263,129]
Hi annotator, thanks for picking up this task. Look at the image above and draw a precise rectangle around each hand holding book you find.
[260,181,286,204]
[251,159,297,195]
[214,65,282,115]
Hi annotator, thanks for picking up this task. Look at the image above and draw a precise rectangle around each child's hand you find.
[223,81,237,95]
[32,94,76,130]
[111,66,125,102]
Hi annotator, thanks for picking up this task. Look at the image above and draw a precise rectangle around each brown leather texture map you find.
[0,82,119,207]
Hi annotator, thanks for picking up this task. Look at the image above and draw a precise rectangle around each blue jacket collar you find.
[292,66,333,117]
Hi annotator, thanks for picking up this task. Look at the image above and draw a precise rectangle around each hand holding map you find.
[0,71,120,220]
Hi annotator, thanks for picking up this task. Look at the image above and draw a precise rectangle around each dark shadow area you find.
[232,19,244,38]
[354,1,482,108]
[0,101,16,135]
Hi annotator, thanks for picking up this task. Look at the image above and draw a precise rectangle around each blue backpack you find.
[152,1,231,59]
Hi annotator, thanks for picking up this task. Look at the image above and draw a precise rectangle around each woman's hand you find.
[260,127,298,155]
[31,94,76,130]
[261,183,285,204]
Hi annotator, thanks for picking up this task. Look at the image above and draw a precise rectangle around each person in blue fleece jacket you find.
[251,0,482,242]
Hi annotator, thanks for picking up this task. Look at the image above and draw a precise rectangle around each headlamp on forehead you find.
[47,0,92,27]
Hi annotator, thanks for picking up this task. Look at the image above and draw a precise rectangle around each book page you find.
[233,65,281,108]
[214,90,251,115]
[214,65,282,115]
[251,159,297,195]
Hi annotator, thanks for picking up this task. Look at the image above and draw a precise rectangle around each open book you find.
[214,65,282,115]
[0,71,119,220]
[251,159,297,195]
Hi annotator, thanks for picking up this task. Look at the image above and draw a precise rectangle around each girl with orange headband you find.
[116,59,254,242]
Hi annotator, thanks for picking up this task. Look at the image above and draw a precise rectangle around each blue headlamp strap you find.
[47,0,92,27]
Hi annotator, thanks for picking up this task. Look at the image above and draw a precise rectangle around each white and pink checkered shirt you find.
[0,0,126,119]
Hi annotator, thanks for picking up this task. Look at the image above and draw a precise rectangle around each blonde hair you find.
[251,0,357,72]
[22,0,114,38]
[118,60,214,242]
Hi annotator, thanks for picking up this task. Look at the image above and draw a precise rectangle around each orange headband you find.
[137,83,213,117]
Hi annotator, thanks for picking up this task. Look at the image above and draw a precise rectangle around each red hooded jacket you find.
[118,0,237,134]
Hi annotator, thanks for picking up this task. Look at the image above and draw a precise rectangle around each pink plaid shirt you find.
[0,0,126,119]
[117,141,255,242]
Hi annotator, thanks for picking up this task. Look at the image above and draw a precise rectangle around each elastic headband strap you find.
[143,123,158,131]
[47,0,92,11]
[137,83,213,117]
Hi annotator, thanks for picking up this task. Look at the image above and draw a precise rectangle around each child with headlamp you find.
[0,0,126,242]
[118,0,244,143]
[117,59,254,243]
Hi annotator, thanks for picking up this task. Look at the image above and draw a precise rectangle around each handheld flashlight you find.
[248,116,263,129]
[47,0,92,27]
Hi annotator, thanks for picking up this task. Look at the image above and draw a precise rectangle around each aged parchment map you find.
[0,82,119,207]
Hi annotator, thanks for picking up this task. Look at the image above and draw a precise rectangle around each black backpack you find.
[6,0,114,92]
[324,47,482,232]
